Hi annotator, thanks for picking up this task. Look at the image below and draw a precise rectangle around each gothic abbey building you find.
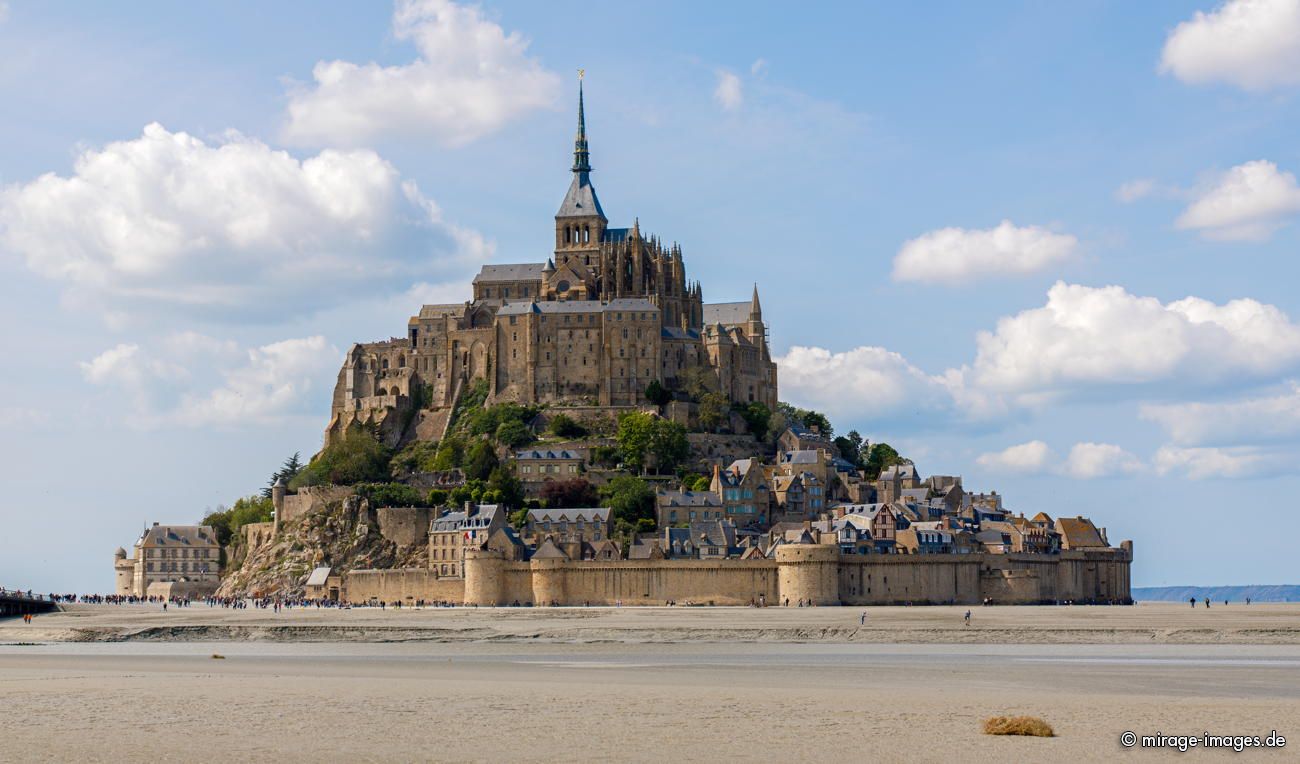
[327,85,779,445]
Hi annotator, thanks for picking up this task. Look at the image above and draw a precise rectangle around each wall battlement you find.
[342,544,1132,606]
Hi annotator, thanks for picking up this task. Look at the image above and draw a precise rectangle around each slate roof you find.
[781,450,823,465]
[601,227,629,243]
[515,449,584,461]
[656,489,722,508]
[527,507,611,524]
[305,567,332,587]
[556,172,606,219]
[497,300,603,315]
[661,327,701,340]
[702,302,750,326]
[603,298,659,312]
[417,304,464,319]
[138,525,218,547]
[473,263,546,283]
[881,464,919,481]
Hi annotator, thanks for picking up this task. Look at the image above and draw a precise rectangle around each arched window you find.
[398,354,406,368]
[382,358,389,370]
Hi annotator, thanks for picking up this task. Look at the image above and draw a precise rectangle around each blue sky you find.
[3,0,1300,591]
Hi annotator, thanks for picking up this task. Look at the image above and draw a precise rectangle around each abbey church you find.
[327,84,779,444]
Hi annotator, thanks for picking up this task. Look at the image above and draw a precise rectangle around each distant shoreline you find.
[1132,585,1300,602]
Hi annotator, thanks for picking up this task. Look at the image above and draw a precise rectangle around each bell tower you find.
[554,74,606,272]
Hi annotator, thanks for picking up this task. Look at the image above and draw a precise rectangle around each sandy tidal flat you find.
[1,604,1297,762]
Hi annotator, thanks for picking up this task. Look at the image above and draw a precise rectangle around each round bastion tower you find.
[530,557,569,607]
[775,544,840,606]
[463,548,506,606]
[113,547,134,597]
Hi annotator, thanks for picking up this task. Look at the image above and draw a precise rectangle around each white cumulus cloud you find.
[892,220,1077,285]
[775,345,955,425]
[282,0,560,147]
[1062,442,1144,479]
[0,123,489,323]
[80,334,338,428]
[714,70,743,110]
[1141,382,1300,446]
[1175,160,1300,241]
[966,282,1300,396]
[1160,0,1300,91]
[1153,445,1286,479]
[976,440,1055,473]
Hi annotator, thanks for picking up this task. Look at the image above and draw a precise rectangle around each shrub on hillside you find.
[291,430,392,488]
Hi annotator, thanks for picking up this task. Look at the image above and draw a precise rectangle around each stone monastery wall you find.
[342,544,1132,606]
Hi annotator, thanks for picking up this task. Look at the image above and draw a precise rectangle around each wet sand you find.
[4,601,1298,644]
[2,604,1297,762]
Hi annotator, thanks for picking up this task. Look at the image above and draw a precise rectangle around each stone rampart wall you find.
[340,547,1132,606]
[343,568,464,603]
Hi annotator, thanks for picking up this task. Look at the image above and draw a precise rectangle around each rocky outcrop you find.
[217,494,428,597]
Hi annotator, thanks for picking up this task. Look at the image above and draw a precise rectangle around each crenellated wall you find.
[341,545,1132,606]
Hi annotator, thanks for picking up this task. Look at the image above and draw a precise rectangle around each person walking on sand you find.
[860,611,867,625]
[1205,597,1211,609]
[964,610,971,626]
[1190,597,1196,608]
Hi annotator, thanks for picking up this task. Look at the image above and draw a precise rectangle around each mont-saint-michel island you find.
[4,3,1299,762]
[109,86,1133,609]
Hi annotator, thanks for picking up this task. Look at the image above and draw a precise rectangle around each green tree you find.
[834,430,866,469]
[616,412,689,474]
[463,440,500,481]
[540,478,599,508]
[292,431,392,488]
[776,402,833,438]
[600,475,656,536]
[697,392,729,432]
[262,452,304,498]
[357,482,430,507]
[495,419,536,448]
[431,437,465,471]
[201,495,274,547]
[427,488,449,507]
[547,413,587,438]
[690,474,712,492]
[735,402,771,441]
[482,466,524,508]
[644,379,672,406]
[863,442,908,480]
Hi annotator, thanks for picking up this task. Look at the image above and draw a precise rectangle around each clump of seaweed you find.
[983,716,1055,737]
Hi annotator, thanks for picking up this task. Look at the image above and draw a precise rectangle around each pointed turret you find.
[749,283,763,320]
[573,79,590,173]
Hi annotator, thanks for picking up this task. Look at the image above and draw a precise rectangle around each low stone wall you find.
[342,568,465,604]
[241,522,275,551]
[376,507,433,548]
[341,546,1133,607]
[280,486,354,525]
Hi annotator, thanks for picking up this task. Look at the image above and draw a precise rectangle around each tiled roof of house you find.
[1055,516,1107,548]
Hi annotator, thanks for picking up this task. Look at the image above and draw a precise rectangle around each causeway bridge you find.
[0,589,60,618]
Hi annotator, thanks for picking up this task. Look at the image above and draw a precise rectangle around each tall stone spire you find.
[749,283,763,319]
[572,77,591,173]
[556,72,605,224]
